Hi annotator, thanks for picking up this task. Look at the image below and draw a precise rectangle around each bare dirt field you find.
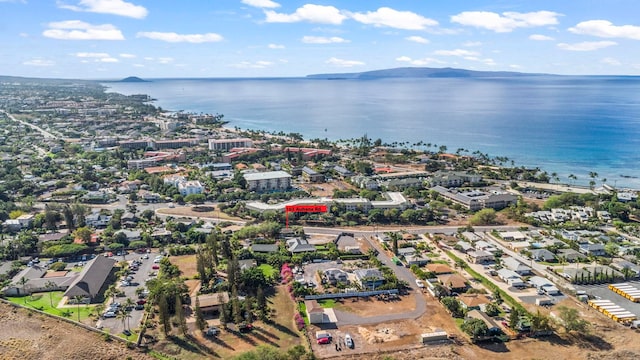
[156,206,243,221]
[172,254,198,279]
[0,301,152,360]
[298,180,356,197]
[331,294,417,317]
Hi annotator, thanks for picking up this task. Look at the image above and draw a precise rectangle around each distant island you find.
[306,66,552,79]
[119,76,148,83]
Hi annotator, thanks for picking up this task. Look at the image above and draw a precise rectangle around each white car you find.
[103,311,117,318]
[344,334,354,348]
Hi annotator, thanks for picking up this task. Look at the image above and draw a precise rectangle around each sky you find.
[2,0,640,78]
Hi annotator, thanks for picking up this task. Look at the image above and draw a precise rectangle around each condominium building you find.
[208,138,254,152]
[243,171,291,192]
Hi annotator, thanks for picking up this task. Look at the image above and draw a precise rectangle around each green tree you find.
[529,310,553,334]
[44,280,56,307]
[469,208,498,226]
[461,318,489,341]
[73,295,84,322]
[72,226,92,244]
[194,296,207,331]
[556,306,589,334]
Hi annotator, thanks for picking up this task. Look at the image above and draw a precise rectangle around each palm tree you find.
[18,276,29,302]
[44,280,56,307]
[116,308,127,332]
[73,295,85,322]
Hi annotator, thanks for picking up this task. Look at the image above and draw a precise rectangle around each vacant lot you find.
[172,254,198,279]
[157,206,243,221]
[0,301,152,360]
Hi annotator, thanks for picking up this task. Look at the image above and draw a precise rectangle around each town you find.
[1,76,640,360]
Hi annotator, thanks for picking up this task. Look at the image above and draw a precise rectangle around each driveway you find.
[96,251,159,336]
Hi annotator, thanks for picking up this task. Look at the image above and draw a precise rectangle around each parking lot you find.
[576,281,640,317]
[96,250,159,336]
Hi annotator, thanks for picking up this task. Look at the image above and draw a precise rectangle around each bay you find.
[105,76,640,188]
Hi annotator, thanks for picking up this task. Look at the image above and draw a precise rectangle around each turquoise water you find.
[105,76,640,188]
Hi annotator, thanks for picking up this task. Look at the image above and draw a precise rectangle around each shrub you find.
[49,262,67,271]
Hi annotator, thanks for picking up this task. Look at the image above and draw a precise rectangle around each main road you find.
[0,109,59,140]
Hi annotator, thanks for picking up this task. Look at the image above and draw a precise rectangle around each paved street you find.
[96,251,159,336]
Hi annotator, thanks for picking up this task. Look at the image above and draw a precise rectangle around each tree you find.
[485,302,501,317]
[72,226,92,244]
[529,310,553,334]
[44,280,56,307]
[469,208,498,226]
[461,318,489,341]
[175,295,187,335]
[158,295,171,335]
[73,295,84,322]
[194,296,207,331]
[556,306,589,334]
[441,296,464,318]
[18,276,29,300]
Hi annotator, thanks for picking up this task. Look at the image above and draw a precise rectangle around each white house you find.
[502,257,532,275]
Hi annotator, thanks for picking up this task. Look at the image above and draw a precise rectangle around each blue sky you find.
[2,0,640,78]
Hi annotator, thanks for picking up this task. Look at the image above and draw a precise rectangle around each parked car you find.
[142,254,149,260]
[205,327,219,337]
[136,299,146,305]
[103,311,116,318]
[317,337,331,345]
[134,304,145,310]
[345,334,354,348]
[238,323,253,333]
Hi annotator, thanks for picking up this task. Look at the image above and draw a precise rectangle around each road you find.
[96,251,159,337]
[1,109,59,139]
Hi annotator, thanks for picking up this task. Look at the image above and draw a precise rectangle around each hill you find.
[306,67,551,79]
[119,76,148,83]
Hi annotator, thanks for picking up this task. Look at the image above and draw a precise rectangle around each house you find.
[467,250,494,264]
[250,244,279,253]
[496,268,525,288]
[286,238,316,253]
[63,255,117,303]
[528,276,560,295]
[579,243,606,256]
[531,249,556,262]
[323,268,349,285]
[475,241,496,253]
[466,310,500,334]
[426,263,454,275]
[301,166,324,183]
[557,248,587,263]
[499,231,527,242]
[405,254,430,266]
[456,241,474,253]
[238,259,257,271]
[333,165,353,178]
[437,273,468,292]
[196,292,230,315]
[462,232,482,242]
[115,229,141,242]
[508,241,531,252]
[459,294,491,311]
[611,259,640,277]
[397,247,416,258]
[353,268,385,289]
[85,212,111,228]
[502,257,532,275]
[305,300,327,324]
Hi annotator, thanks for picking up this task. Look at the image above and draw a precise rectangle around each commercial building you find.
[243,170,291,192]
[208,138,253,152]
[431,186,517,211]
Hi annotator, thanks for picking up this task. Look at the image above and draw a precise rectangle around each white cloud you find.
[396,56,444,66]
[325,57,364,67]
[451,11,561,33]
[119,53,136,58]
[405,36,429,44]
[74,52,119,62]
[133,63,144,67]
[462,41,482,47]
[241,0,279,8]
[509,64,522,69]
[23,58,55,66]
[43,20,124,40]
[231,60,274,68]
[349,7,437,30]
[557,41,617,51]
[136,32,223,43]
[301,36,349,44]
[529,34,554,41]
[265,4,346,25]
[434,49,479,57]
[19,32,29,38]
[268,43,285,49]
[58,0,148,19]
[601,57,621,66]
[157,57,174,64]
[569,20,640,40]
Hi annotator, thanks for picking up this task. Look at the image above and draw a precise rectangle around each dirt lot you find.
[172,254,198,279]
[156,205,243,221]
[309,292,640,360]
[0,302,152,360]
[330,294,418,317]
[298,180,356,197]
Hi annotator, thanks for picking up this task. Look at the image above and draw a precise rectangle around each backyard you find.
[6,291,97,324]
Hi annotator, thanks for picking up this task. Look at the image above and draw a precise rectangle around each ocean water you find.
[105,76,640,188]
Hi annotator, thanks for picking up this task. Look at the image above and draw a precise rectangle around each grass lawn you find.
[317,299,337,308]
[7,291,96,322]
[258,263,277,279]
[298,302,310,325]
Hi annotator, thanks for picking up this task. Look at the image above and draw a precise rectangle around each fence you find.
[304,289,398,300]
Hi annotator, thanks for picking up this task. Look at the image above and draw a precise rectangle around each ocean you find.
[105,76,640,189]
